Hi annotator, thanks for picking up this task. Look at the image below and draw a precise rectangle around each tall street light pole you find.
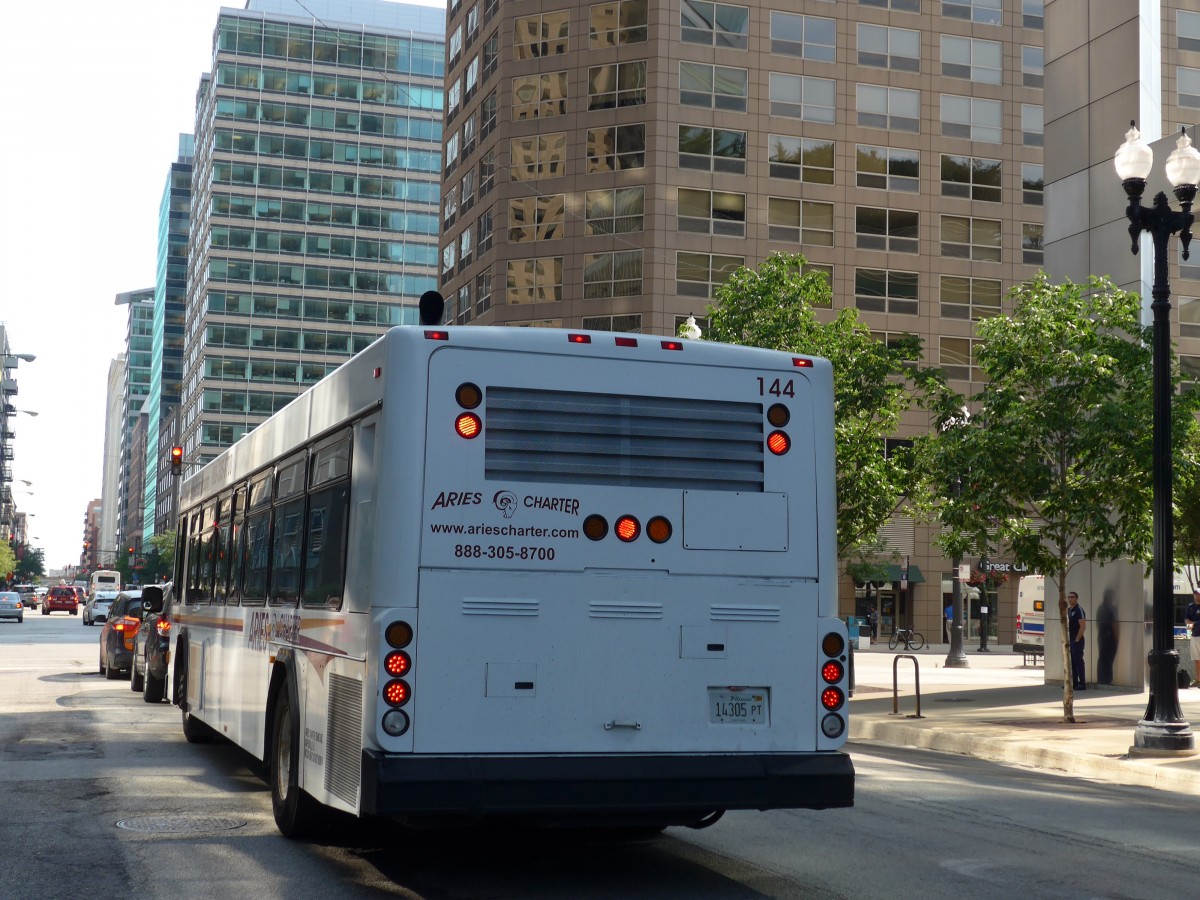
[1115,122,1199,753]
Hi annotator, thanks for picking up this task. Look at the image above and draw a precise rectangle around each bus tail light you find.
[455,412,482,439]
[615,515,640,542]
[821,687,845,711]
[822,660,845,684]
[819,628,848,741]
[382,621,414,736]
[767,431,790,455]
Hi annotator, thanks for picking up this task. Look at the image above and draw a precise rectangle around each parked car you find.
[132,584,171,702]
[98,591,144,680]
[71,585,86,606]
[0,591,23,624]
[83,590,119,626]
[42,585,79,615]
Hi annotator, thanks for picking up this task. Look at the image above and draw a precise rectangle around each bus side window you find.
[302,433,351,610]
[226,487,247,606]
[269,454,307,607]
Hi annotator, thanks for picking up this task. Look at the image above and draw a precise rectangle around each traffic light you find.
[170,445,183,474]
[127,546,135,555]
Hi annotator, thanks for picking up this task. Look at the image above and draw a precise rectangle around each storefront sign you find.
[978,559,1029,574]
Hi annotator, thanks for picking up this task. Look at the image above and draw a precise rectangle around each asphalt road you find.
[2,614,1195,899]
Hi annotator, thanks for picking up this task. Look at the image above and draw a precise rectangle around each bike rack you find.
[891,654,924,718]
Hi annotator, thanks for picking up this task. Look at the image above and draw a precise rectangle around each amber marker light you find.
[821,632,845,657]
[583,514,609,541]
[767,431,791,455]
[386,621,413,648]
[767,404,790,427]
[456,382,483,409]
[647,516,672,544]
[615,515,640,542]
[455,412,482,439]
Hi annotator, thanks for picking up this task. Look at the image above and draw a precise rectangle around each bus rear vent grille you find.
[325,674,362,805]
[484,388,764,491]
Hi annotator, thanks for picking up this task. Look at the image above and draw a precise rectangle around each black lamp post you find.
[1115,122,1198,753]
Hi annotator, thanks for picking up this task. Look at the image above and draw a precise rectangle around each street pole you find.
[979,587,990,652]
[946,554,968,668]
[1116,123,1196,753]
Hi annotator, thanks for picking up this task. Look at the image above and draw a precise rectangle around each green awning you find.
[885,563,925,584]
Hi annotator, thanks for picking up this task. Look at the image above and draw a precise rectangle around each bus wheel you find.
[270,685,321,839]
[182,707,213,743]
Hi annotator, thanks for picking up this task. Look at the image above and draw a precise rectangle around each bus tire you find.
[182,707,213,743]
[270,683,321,839]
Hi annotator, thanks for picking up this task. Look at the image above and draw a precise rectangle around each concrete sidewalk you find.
[849,644,1200,795]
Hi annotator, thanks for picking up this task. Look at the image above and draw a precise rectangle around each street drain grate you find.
[117,815,246,834]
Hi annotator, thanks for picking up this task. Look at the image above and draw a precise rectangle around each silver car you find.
[83,590,119,626]
[0,591,23,623]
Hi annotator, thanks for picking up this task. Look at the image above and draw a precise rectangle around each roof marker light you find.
[568,333,592,344]
[661,340,683,351]
[793,358,814,367]
[615,337,638,347]
[425,330,450,341]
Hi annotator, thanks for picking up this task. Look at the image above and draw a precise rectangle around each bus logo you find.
[493,491,517,518]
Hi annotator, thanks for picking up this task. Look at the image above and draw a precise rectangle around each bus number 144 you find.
[757,377,795,398]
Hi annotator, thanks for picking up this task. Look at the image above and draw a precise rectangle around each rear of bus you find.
[1015,575,1045,656]
[362,328,853,826]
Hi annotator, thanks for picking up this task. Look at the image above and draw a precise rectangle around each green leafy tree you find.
[1175,437,1200,590]
[0,541,16,585]
[699,252,931,561]
[923,273,1199,722]
[145,532,177,583]
[13,543,45,582]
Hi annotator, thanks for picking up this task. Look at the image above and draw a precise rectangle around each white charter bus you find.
[171,324,853,837]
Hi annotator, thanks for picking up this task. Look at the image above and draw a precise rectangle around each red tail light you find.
[615,515,640,542]
[455,412,482,439]
[822,660,845,684]
[156,618,171,637]
[767,431,791,455]
[821,687,845,710]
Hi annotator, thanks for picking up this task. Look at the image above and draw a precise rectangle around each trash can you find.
[846,616,868,650]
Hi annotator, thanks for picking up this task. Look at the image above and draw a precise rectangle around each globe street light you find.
[1115,122,1200,753]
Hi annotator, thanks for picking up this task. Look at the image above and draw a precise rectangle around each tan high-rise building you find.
[439,0,1051,638]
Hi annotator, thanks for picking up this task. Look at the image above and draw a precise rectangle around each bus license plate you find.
[708,688,769,725]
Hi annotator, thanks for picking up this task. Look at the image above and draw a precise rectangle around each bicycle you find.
[888,627,925,651]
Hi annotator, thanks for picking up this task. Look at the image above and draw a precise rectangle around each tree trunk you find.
[1058,573,1075,722]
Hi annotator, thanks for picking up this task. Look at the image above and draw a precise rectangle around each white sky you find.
[0,0,444,572]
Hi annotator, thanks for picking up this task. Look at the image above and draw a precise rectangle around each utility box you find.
[1044,561,1145,690]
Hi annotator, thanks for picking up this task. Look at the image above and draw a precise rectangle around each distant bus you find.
[170,324,854,838]
[1015,575,1045,656]
[90,570,121,595]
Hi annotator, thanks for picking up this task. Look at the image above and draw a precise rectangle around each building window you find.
[442,242,456,276]
[941,35,1002,84]
[940,94,1002,143]
[445,131,460,173]
[679,189,746,237]
[477,207,493,252]
[856,84,919,132]
[459,227,472,267]
[943,0,1001,26]
[479,148,495,196]
[590,0,648,48]
[507,257,563,303]
[1022,164,1044,206]
[941,154,1001,202]
[940,275,1001,320]
[770,135,834,183]
[482,30,499,80]
[442,183,459,226]
[588,61,648,109]
[449,25,463,63]
[1022,45,1044,87]
[770,73,835,122]
[1023,0,1044,29]
[586,123,646,172]
[676,251,744,298]
[682,62,748,111]
[859,0,919,10]
[681,0,749,49]
[447,77,462,118]
[941,215,1002,261]
[508,194,565,242]
[855,268,918,316]
[768,198,834,246]
[480,89,497,137]
[939,337,984,382]
[678,125,746,173]
[585,186,645,235]
[467,3,480,38]
[512,72,568,120]
[510,133,567,180]
[772,13,836,61]
[584,250,644,299]
[856,207,919,253]
[1181,12,1200,52]
[1180,67,1200,109]
[1022,104,1044,147]
[475,268,493,316]
[1022,223,1044,265]
[584,313,643,332]
[514,10,569,59]
[455,283,472,325]
[857,145,919,192]
[857,23,919,71]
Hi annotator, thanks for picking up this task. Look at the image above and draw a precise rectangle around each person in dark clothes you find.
[1067,591,1086,690]
[1095,589,1118,686]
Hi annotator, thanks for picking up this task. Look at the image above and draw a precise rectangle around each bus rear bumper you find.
[361,750,854,822]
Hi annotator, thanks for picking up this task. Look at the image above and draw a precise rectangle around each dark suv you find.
[99,591,144,679]
[42,585,80,615]
[132,584,171,703]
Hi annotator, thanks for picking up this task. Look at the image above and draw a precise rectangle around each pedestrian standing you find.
[867,604,879,641]
[1067,591,1086,690]
[1185,588,1200,687]
[944,601,954,643]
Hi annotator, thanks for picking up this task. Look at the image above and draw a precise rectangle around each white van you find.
[1015,575,1045,658]
[89,570,121,595]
